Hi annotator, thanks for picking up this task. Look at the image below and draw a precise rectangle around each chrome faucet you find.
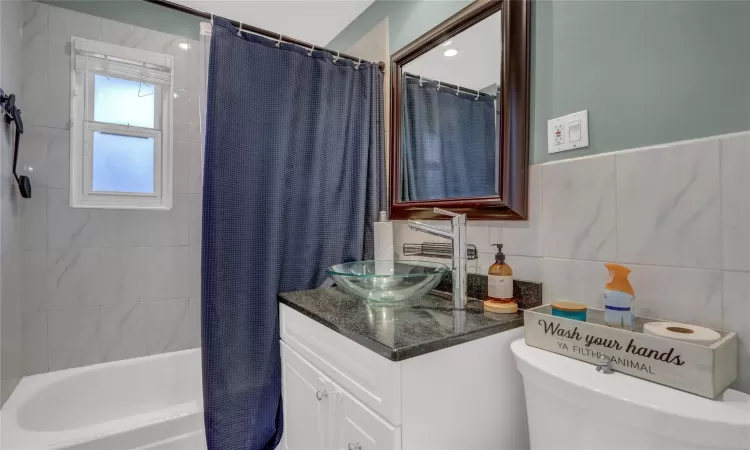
[408,208,468,310]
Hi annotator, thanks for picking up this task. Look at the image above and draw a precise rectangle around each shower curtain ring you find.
[456,86,461,96]
[475,90,480,100]
[437,80,441,91]
[275,34,283,47]
[236,22,243,36]
[419,75,423,86]
[355,57,362,70]
[308,44,315,56]
[333,51,340,63]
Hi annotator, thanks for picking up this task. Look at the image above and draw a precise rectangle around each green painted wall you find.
[330,0,750,164]
[41,0,201,39]
[532,0,750,164]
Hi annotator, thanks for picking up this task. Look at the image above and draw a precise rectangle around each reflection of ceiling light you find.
[442,40,453,47]
[444,49,458,57]
[179,43,189,50]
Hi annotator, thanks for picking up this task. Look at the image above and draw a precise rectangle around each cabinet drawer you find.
[280,304,402,425]
[333,381,401,450]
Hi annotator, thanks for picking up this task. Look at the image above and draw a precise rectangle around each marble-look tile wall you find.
[393,131,750,394]
[16,2,203,376]
[1,0,25,407]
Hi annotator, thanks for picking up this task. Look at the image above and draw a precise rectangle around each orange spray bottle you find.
[603,263,635,330]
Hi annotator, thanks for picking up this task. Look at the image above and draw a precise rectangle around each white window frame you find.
[70,37,174,210]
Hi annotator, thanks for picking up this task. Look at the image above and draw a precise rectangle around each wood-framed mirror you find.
[389,0,530,220]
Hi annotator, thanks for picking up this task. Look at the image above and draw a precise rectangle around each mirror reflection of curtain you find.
[401,76,497,201]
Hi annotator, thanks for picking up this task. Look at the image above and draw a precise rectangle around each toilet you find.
[511,339,750,450]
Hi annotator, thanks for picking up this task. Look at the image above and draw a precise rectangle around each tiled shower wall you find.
[1,0,25,406]
[17,2,203,375]
[394,132,750,394]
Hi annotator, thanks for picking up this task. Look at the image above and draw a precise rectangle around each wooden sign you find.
[523,305,738,398]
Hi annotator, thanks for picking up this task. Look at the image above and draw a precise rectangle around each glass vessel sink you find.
[327,260,450,305]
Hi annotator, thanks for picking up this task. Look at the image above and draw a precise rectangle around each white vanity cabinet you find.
[280,342,400,450]
[279,303,528,450]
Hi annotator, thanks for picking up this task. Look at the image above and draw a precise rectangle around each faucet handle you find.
[433,207,460,217]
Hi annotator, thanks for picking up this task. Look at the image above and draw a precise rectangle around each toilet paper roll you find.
[643,321,721,345]
[374,220,394,274]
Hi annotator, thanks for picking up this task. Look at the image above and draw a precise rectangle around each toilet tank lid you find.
[511,339,750,427]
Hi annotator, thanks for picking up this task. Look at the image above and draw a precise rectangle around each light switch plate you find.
[548,110,589,154]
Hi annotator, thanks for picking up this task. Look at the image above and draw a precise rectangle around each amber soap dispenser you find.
[484,244,517,313]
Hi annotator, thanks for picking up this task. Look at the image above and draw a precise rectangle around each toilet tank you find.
[511,340,750,450]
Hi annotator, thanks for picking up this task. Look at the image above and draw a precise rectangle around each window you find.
[70,38,174,209]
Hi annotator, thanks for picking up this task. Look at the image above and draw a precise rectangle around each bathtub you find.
[1,349,205,450]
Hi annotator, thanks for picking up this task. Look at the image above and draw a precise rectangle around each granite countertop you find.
[278,287,526,361]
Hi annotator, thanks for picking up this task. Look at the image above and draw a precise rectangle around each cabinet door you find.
[281,341,333,450]
[332,383,401,450]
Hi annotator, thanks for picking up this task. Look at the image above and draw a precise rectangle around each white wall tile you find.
[147,298,192,354]
[188,297,201,349]
[501,164,543,257]
[188,194,202,247]
[45,128,70,189]
[47,248,100,310]
[505,255,543,283]
[174,88,202,144]
[1,297,22,395]
[2,251,22,313]
[174,141,192,194]
[98,247,153,306]
[47,6,101,129]
[189,245,201,298]
[488,224,502,251]
[723,271,750,394]
[542,258,607,308]
[21,310,48,375]
[145,195,192,246]
[17,126,51,189]
[100,19,144,48]
[616,140,721,269]
[466,223,489,253]
[20,2,49,128]
[14,3,205,378]
[542,155,617,260]
[152,246,191,300]
[101,301,151,362]
[97,209,139,248]
[48,306,102,370]
[47,188,97,250]
[20,187,46,250]
[469,253,491,275]
[188,144,204,194]
[629,264,723,329]
[393,221,423,257]
[721,133,750,272]
[21,250,47,313]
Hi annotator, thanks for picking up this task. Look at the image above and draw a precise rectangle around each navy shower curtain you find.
[401,76,497,201]
[201,17,385,450]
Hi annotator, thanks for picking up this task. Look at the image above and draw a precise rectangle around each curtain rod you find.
[403,72,494,98]
[142,0,385,73]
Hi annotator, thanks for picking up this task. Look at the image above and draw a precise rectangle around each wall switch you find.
[548,110,589,154]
